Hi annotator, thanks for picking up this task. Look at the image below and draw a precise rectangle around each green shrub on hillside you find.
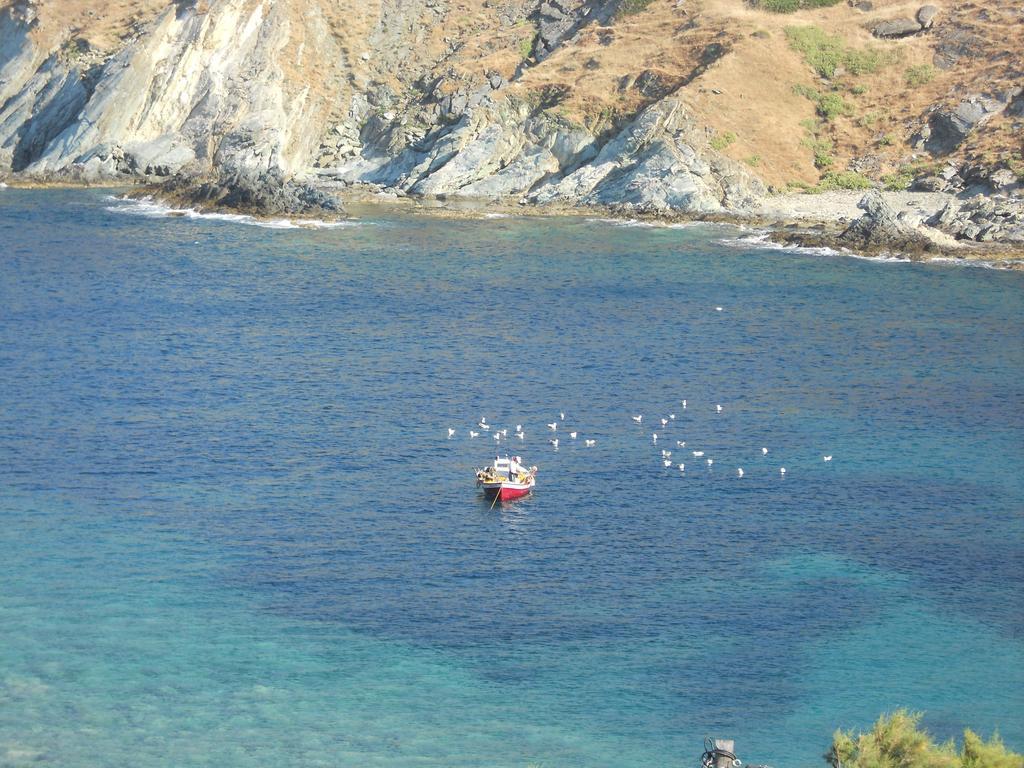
[785,26,892,78]
[817,170,873,190]
[905,64,936,87]
[827,711,1023,768]
[710,131,737,151]
[792,84,853,121]
[752,0,842,12]
[801,135,835,169]
[616,0,655,17]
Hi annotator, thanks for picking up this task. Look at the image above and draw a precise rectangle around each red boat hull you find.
[482,484,533,502]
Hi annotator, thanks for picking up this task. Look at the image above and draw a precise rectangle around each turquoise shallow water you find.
[0,189,1022,767]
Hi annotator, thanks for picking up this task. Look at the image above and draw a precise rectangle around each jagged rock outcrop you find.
[838,191,944,256]
[928,196,1024,243]
[1,0,336,183]
[528,98,765,212]
[155,166,343,217]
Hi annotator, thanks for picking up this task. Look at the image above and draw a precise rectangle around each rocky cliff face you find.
[0,0,1019,219]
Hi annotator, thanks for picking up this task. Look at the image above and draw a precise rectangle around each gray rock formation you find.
[839,191,940,255]
[529,98,764,212]
[924,95,1006,155]
[928,197,1024,244]
[916,5,938,28]
[872,18,924,38]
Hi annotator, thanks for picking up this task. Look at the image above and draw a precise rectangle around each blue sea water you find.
[0,188,1022,768]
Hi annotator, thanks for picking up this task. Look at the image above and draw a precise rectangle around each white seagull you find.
[707,458,713,466]
[823,455,833,462]
[716,306,723,312]
[737,467,744,477]
[678,463,685,472]
[632,414,643,424]
[676,441,686,448]
[447,428,455,438]
[516,424,522,432]
[664,459,673,467]
[681,399,687,409]
[762,447,768,455]
[780,467,787,476]
[570,431,577,440]
[547,422,558,431]
[516,431,525,440]
[652,433,658,443]
[469,430,479,438]
[661,418,668,427]
[549,438,559,448]
[584,439,596,447]
[478,420,490,430]
[692,450,704,457]
[493,432,501,441]
[669,414,675,420]
[716,404,722,413]
[661,450,671,458]
[560,412,565,421]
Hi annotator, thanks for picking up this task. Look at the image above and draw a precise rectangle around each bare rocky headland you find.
[1,0,1021,265]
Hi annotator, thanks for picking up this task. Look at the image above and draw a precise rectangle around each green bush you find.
[818,170,874,190]
[785,25,893,78]
[905,64,935,87]
[518,36,534,60]
[826,711,1023,768]
[753,0,842,12]
[801,135,835,169]
[616,0,655,16]
[710,131,737,151]
[745,154,762,167]
[792,84,852,121]
[817,92,853,119]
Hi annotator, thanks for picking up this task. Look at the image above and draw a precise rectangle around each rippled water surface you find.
[1,189,1022,768]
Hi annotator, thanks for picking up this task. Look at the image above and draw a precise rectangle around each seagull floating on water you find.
[762,447,768,455]
[669,414,675,420]
[516,431,525,440]
[661,449,671,458]
[469,430,479,438]
[715,306,723,312]
[547,422,557,431]
[584,439,596,447]
[681,399,687,409]
[737,467,744,477]
[823,455,833,462]
[632,414,643,424]
[661,418,668,427]
[676,441,686,448]
[780,467,787,475]
[549,438,559,448]
[692,450,704,457]
[707,458,713,466]
[560,412,565,421]
[516,424,522,432]
[678,463,685,472]
[478,420,490,430]
[447,428,455,438]
[570,431,577,440]
[652,433,658,443]
[664,459,673,467]
[716,404,722,413]
[493,432,501,441]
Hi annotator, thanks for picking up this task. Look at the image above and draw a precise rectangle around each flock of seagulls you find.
[450,413,598,451]
[631,399,832,478]
[447,399,835,482]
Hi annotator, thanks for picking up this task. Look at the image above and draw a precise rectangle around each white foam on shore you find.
[585,217,705,230]
[104,195,356,230]
[721,231,1020,269]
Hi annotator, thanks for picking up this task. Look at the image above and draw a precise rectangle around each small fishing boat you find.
[476,455,537,503]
